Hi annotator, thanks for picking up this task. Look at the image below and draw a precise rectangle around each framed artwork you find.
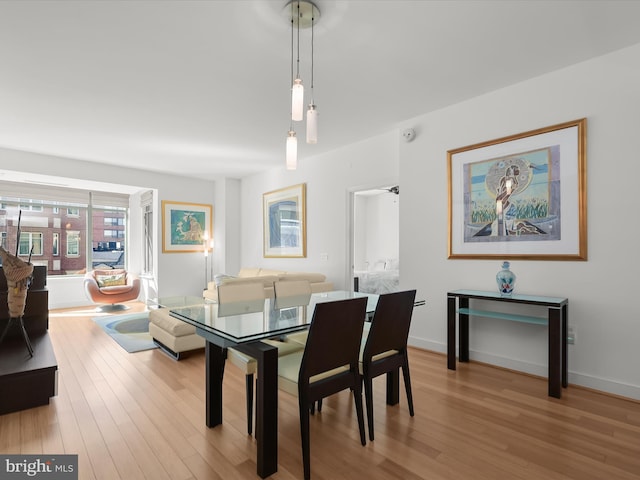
[448,118,587,260]
[161,200,212,253]
[263,183,306,258]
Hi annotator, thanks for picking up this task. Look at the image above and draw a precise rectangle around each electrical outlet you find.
[320,253,328,261]
[567,325,576,345]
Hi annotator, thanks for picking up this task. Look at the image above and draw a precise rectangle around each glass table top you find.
[169,290,378,344]
[147,295,210,309]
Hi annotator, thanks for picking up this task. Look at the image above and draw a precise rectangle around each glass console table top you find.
[449,289,567,305]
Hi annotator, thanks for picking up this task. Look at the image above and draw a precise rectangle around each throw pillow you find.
[214,274,235,286]
[96,273,127,287]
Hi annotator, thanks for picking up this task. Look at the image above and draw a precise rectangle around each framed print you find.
[162,200,212,253]
[448,118,587,260]
[263,183,306,258]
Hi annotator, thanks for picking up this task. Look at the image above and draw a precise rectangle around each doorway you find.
[349,185,400,294]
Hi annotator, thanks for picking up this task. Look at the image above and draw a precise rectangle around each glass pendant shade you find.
[286,130,298,170]
[306,104,318,144]
[291,78,304,121]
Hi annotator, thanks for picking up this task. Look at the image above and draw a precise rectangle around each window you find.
[1,232,6,250]
[19,199,43,212]
[52,233,59,256]
[104,217,124,226]
[66,231,80,256]
[104,229,125,238]
[91,207,126,268]
[19,232,43,256]
[1,182,130,275]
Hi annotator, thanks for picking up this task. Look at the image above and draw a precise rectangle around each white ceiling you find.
[1,0,640,181]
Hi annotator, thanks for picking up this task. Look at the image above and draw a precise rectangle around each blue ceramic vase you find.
[496,261,516,296]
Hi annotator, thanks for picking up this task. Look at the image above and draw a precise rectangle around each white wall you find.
[0,149,216,308]
[240,131,399,289]
[400,43,640,399]
[211,177,241,278]
[239,43,640,400]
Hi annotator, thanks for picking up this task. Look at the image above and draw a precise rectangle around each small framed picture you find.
[263,183,306,258]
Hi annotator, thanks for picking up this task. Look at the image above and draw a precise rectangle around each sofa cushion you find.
[149,308,196,337]
[280,272,326,283]
[221,275,279,289]
[258,268,287,276]
[99,284,134,295]
[238,268,261,277]
[213,273,235,286]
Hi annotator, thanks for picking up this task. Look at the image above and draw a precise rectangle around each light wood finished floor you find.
[1,302,639,480]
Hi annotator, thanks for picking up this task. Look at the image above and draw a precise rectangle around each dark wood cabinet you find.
[0,265,57,415]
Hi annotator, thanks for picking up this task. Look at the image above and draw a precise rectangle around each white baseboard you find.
[408,337,640,401]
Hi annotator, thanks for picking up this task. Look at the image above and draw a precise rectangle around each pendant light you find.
[291,2,304,121]
[284,1,320,169]
[286,129,298,170]
[286,2,298,169]
[306,8,318,144]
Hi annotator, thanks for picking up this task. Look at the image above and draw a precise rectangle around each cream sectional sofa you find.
[203,267,333,302]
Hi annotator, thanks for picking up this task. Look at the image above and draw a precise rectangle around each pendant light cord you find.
[296,1,301,78]
[310,9,314,102]
[290,1,294,130]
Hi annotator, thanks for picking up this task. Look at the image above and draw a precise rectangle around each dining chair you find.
[274,279,312,307]
[217,282,302,435]
[278,297,368,480]
[275,280,313,341]
[360,289,417,441]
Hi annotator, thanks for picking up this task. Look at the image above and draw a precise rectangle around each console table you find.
[447,289,568,398]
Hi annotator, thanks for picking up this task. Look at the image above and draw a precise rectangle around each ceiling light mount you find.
[285,0,320,28]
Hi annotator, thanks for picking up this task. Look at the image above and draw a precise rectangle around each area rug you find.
[92,312,157,353]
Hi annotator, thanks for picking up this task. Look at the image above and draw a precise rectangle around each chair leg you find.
[310,399,322,415]
[363,375,375,441]
[299,395,311,480]
[246,373,254,435]
[402,356,414,417]
[353,376,367,446]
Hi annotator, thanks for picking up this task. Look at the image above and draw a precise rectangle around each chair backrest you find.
[299,297,367,384]
[274,280,312,297]
[363,290,416,361]
[274,280,312,309]
[217,282,265,304]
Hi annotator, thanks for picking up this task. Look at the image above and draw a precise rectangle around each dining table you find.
[169,290,380,478]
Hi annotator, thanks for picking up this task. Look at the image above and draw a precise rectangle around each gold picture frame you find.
[448,118,587,260]
[263,183,307,258]
[161,200,213,253]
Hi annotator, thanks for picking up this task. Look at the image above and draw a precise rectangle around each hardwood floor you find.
[1,302,639,479]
